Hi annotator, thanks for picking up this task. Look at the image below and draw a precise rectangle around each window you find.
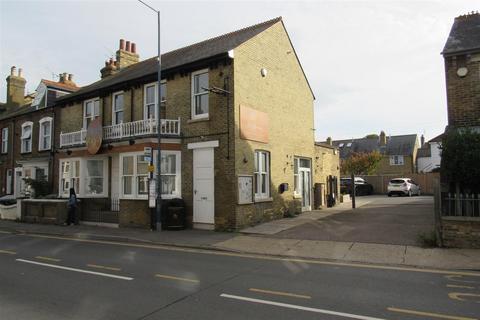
[38,117,52,151]
[21,122,33,153]
[1,127,8,154]
[112,92,124,125]
[191,69,209,119]
[254,150,270,200]
[6,169,12,194]
[346,142,352,147]
[85,160,105,195]
[339,143,344,148]
[83,98,100,129]
[35,168,47,181]
[120,151,181,199]
[60,160,80,196]
[389,155,404,166]
[144,82,166,120]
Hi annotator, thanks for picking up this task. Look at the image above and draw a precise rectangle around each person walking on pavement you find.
[66,188,78,226]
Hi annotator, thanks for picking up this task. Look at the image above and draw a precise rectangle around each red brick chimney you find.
[116,38,139,69]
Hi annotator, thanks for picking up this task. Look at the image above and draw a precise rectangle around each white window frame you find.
[58,157,108,198]
[1,127,8,154]
[83,98,100,129]
[144,82,158,120]
[21,121,33,153]
[38,117,53,151]
[112,91,124,125]
[254,150,270,200]
[120,150,181,200]
[191,69,209,120]
[389,155,404,166]
[293,158,300,196]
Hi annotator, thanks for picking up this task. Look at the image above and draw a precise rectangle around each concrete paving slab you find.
[344,242,407,265]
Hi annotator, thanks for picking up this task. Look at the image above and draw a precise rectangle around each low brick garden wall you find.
[21,199,71,225]
[441,217,480,248]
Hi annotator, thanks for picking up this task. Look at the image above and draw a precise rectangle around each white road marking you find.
[16,259,133,281]
[220,293,387,320]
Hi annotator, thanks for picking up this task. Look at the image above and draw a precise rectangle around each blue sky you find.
[0,0,474,141]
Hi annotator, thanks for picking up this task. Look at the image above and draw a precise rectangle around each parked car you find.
[340,177,373,196]
[387,178,421,197]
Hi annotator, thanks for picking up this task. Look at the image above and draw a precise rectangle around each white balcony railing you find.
[60,118,181,148]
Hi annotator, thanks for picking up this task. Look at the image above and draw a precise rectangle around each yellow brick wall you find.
[233,21,317,227]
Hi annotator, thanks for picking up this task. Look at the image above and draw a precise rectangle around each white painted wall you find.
[417,142,441,172]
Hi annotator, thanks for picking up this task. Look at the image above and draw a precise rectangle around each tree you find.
[341,151,383,175]
[441,129,480,192]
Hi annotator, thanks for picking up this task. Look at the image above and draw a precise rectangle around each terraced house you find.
[56,17,339,230]
[0,68,78,198]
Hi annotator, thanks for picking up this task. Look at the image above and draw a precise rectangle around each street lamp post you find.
[138,0,162,231]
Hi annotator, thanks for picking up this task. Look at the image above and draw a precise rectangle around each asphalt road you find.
[275,196,435,245]
[0,231,479,320]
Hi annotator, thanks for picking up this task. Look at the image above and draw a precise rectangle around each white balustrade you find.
[60,118,181,148]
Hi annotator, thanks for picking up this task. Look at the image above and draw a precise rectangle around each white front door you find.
[193,147,215,224]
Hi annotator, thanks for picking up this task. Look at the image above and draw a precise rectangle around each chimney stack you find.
[379,131,387,146]
[5,65,26,111]
[421,134,425,147]
[115,38,140,69]
[326,137,332,145]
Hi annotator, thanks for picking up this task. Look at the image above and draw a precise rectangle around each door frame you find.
[188,140,219,227]
[295,157,312,211]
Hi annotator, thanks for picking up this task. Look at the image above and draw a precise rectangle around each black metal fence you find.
[442,193,480,217]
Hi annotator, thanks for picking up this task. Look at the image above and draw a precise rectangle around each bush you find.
[23,178,52,198]
[341,151,383,175]
[441,129,480,192]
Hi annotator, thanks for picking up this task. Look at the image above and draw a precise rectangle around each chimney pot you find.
[10,66,16,76]
[125,41,131,52]
[120,39,125,50]
[131,43,136,54]
[326,137,332,145]
[18,68,23,77]
[68,74,73,81]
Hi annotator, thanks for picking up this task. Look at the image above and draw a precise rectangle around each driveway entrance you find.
[274,196,434,246]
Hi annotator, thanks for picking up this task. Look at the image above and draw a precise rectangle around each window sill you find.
[188,116,209,124]
[254,197,273,203]
[21,151,32,154]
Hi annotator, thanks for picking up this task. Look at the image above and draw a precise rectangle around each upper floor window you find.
[112,92,124,125]
[191,69,209,119]
[83,98,100,129]
[144,81,166,120]
[254,150,270,200]
[389,155,404,166]
[1,127,8,154]
[21,121,33,153]
[39,117,52,151]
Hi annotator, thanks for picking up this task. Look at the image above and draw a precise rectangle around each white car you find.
[387,178,421,197]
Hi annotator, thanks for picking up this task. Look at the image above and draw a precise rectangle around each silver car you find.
[387,178,421,197]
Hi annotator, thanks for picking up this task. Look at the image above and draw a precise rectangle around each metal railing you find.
[442,193,480,217]
[60,118,181,147]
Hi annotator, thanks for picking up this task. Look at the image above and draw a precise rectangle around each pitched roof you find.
[429,133,444,143]
[442,12,480,56]
[58,17,283,103]
[330,134,418,159]
[41,79,80,92]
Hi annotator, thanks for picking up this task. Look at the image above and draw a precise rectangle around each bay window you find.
[21,122,33,153]
[120,151,181,199]
[59,158,107,197]
[254,150,270,200]
[191,69,209,119]
[39,117,52,151]
[83,98,100,129]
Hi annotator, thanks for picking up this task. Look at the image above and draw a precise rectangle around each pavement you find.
[1,230,479,320]
[0,195,479,271]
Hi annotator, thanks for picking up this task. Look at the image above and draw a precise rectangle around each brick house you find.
[55,17,340,230]
[0,68,79,198]
[329,131,419,176]
[442,12,480,131]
